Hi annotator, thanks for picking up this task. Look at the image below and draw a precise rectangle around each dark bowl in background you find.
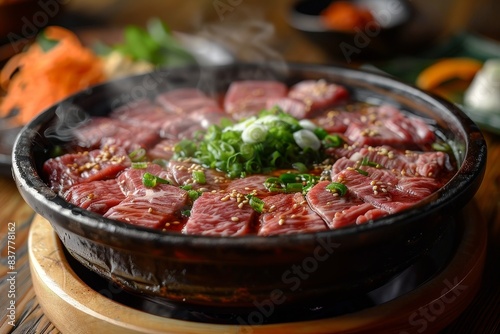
[12,63,486,308]
[288,0,414,62]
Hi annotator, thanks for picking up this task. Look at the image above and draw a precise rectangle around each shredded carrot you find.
[0,26,106,125]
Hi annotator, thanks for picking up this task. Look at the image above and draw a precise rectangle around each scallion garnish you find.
[129,148,147,162]
[293,129,321,150]
[242,123,268,144]
[142,172,170,187]
[192,170,206,184]
[355,168,369,176]
[323,134,343,148]
[360,157,381,168]
[292,162,308,173]
[326,182,348,196]
[286,182,304,192]
[187,190,201,201]
[131,162,148,169]
[173,108,327,178]
[280,173,299,184]
[247,195,265,213]
[432,142,451,152]
[265,173,320,194]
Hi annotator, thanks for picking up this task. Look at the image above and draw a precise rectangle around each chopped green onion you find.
[268,187,286,193]
[360,157,381,168]
[293,129,321,150]
[129,148,147,162]
[432,142,451,152]
[247,195,265,213]
[292,162,308,173]
[187,190,201,201]
[326,182,348,196]
[173,109,329,178]
[286,182,304,193]
[280,173,299,184]
[355,168,369,176]
[142,172,170,187]
[132,162,148,169]
[242,123,268,143]
[181,209,191,217]
[245,159,261,174]
[323,134,343,148]
[192,170,206,184]
[313,128,328,140]
[180,185,193,190]
[299,119,317,130]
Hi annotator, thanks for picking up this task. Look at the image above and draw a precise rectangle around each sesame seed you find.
[278,218,285,225]
[231,217,239,222]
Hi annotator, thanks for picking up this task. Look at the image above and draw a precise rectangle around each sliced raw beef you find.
[343,105,435,147]
[117,164,170,196]
[104,184,189,230]
[166,160,231,191]
[331,159,442,200]
[64,179,125,214]
[183,192,256,236]
[329,146,452,178]
[288,80,349,114]
[266,97,309,119]
[313,109,362,133]
[110,100,170,132]
[331,168,428,214]
[224,81,287,120]
[225,175,273,198]
[258,193,328,236]
[306,180,385,228]
[148,139,179,161]
[159,106,226,139]
[43,145,131,195]
[156,88,219,114]
[73,117,160,152]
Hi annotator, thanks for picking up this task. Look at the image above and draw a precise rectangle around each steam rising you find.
[197,9,289,82]
[44,102,90,142]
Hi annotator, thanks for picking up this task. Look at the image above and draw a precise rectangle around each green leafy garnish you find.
[264,172,320,194]
[355,168,369,176]
[432,141,452,153]
[174,108,326,178]
[192,170,206,184]
[131,162,148,169]
[142,172,170,187]
[326,182,348,196]
[112,18,195,67]
[129,148,147,162]
[360,157,381,168]
[247,195,265,213]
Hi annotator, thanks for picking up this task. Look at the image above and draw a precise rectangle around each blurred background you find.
[2,0,500,65]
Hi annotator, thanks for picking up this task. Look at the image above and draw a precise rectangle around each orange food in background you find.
[0,26,105,125]
[416,58,483,91]
[321,1,376,31]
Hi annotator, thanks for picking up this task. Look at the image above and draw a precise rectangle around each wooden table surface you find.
[1,1,500,333]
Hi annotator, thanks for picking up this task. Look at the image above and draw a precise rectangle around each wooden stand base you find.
[29,203,487,334]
